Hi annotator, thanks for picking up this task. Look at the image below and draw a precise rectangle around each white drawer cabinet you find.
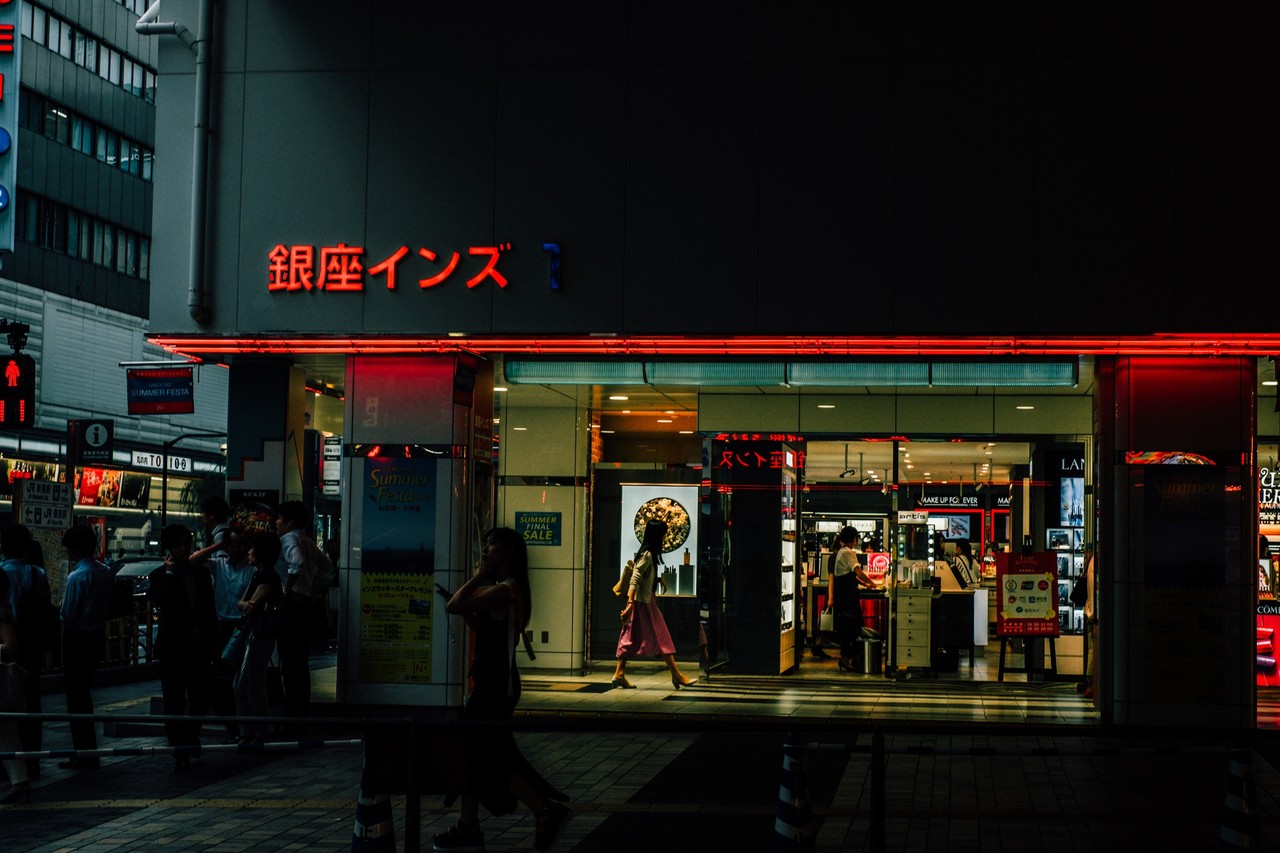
[894,589,932,668]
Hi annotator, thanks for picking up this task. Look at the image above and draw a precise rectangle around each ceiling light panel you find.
[644,361,785,385]
[504,359,645,384]
[788,362,930,386]
[930,360,1078,386]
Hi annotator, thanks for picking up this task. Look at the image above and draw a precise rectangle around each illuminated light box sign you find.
[711,434,807,471]
[127,367,195,414]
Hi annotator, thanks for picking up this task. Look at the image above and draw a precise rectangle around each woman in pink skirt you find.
[612,519,697,690]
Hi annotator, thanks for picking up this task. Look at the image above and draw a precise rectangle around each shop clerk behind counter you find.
[824,527,882,673]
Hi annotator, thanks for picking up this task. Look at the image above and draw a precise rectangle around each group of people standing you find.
[149,496,325,770]
[0,495,330,796]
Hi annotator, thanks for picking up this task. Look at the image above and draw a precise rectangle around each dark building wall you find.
[150,1,1280,339]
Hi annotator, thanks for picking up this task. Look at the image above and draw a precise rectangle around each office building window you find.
[24,4,155,103]
[18,89,155,183]
[14,192,150,281]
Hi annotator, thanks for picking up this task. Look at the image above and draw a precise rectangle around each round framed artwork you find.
[633,497,691,554]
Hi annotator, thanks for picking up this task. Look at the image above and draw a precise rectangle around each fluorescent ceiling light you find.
[788,362,930,386]
[504,360,645,383]
[503,357,1078,387]
[645,361,785,385]
[930,360,1077,386]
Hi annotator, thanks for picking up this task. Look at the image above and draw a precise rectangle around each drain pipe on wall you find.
[137,0,214,325]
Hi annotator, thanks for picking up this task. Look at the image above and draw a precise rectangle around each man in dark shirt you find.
[58,525,114,770]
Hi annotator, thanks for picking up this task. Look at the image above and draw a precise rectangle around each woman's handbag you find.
[0,660,28,712]
[220,624,247,668]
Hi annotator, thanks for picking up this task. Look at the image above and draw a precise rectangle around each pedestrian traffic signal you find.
[0,351,35,428]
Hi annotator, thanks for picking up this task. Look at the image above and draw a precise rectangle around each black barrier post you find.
[405,721,422,853]
[871,730,885,853]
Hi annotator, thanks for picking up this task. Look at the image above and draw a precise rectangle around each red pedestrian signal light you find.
[0,351,35,428]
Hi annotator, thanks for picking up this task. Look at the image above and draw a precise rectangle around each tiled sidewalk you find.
[2,658,1279,851]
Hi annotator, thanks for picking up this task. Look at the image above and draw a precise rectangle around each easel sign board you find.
[995,551,1060,638]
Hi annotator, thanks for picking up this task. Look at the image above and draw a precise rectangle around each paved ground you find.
[2,655,1279,851]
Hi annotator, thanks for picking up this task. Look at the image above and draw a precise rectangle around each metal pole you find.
[871,729,885,853]
[159,431,226,529]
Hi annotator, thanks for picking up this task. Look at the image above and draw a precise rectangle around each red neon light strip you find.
[151,333,1280,359]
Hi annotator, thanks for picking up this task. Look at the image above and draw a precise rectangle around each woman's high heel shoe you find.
[1,782,32,804]
[838,657,856,673]
[610,676,636,689]
[672,675,697,689]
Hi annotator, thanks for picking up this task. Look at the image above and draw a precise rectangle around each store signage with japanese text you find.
[14,479,72,530]
[268,242,512,293]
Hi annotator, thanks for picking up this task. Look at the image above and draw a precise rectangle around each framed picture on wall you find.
[1047,528,1072,550]
[1057,553,1071,578]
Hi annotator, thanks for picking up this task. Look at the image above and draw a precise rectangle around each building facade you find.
[146,2,1280,729]
[0,0,229,570]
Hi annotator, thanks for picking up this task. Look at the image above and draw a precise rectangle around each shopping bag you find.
[818,610,834,633]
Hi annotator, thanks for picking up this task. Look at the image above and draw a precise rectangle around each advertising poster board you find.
[995,551,1059,638]
[1259,600,1280,687]
[619,484,699,593]
[357,456,438,684]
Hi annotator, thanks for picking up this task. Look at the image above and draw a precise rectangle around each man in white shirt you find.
[273,500,316,738]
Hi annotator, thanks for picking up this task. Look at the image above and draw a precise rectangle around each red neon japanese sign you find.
[268,242,513,293]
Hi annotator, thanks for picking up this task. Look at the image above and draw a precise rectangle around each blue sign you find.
[516,511,562,546]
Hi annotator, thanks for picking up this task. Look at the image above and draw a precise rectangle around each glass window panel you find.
[20,2,31,39]
[92,221,105,265]
[58,21,73,59]
[127,141,141,175]
[51,205,67,254]
[102,223,116,269]
[108,49,121,85]
[116,230,128,273]
[67,211,79,258]
[71,116,93,154]
[18,90,37,131]
[51,106,69,145]
[139,238,150,280]
[97,43,112,81]
[105,133,118,167]
[141,149,153,181]
[78,217,93,261]
[124,234,138,276]
[95,126,108,162]
[17,194,36,243]
[30,7,45,46]
[144,70,157,103]
[38,198,55,248]
[75,32,93,69]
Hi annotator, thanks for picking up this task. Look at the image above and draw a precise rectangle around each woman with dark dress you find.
[232,531,283,744]
[611,519,697,690]
[432,527,570,853]
[826,526,873,672]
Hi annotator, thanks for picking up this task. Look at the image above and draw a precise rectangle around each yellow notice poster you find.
[358,572,435,683]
